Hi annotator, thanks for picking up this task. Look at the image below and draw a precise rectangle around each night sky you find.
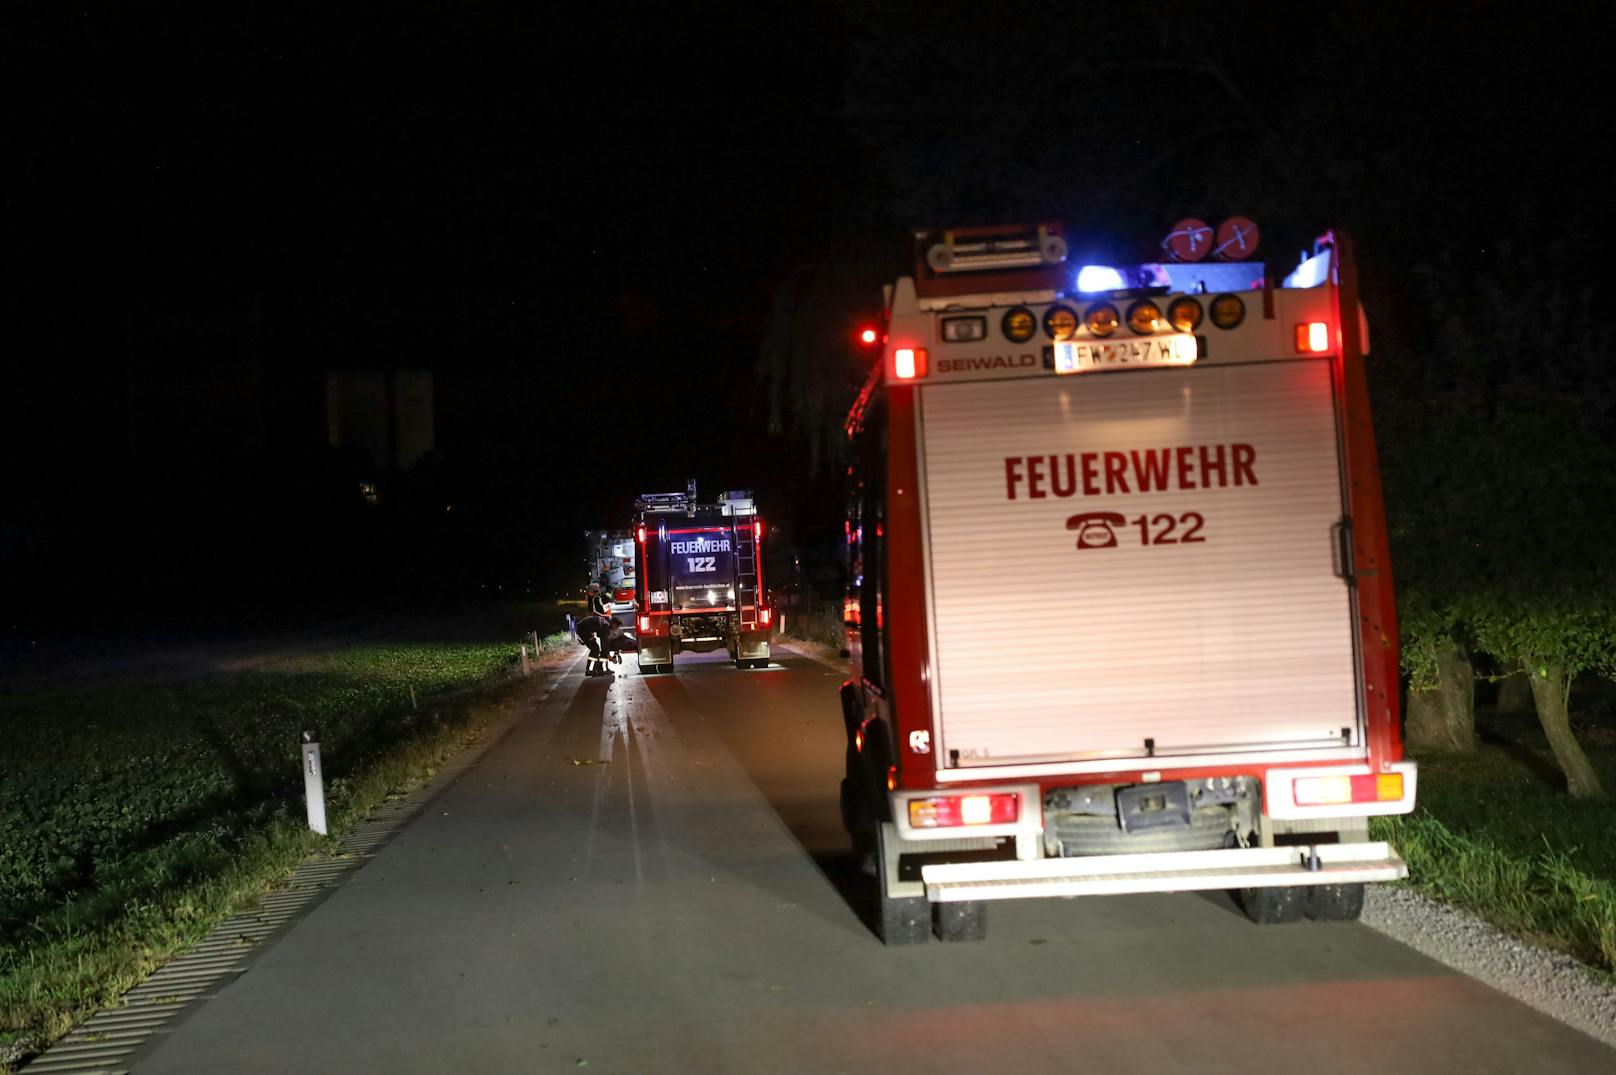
[5,2,1608,621]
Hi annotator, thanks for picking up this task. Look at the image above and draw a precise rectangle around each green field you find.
[1,613,573,1065]
[1375,707,1616,975]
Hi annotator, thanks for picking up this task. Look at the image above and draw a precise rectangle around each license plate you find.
[1053,334,1199,374]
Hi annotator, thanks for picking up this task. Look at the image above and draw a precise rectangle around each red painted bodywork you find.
[856,230,1401,799]
[1328,232,1402,765]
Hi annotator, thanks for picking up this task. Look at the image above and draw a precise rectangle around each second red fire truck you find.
[633,483,771,673]
[840,220,1414,943]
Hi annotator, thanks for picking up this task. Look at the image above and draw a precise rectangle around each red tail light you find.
[637,615,651,632]
[1294,772,1405,807]
[907,793,1020,829]
[759,608,772,626]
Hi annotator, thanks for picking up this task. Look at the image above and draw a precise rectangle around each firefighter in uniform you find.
[578,614,623,677]
[588,582,610,618]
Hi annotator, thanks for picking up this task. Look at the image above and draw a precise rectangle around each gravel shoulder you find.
[1364,882,1616,1046]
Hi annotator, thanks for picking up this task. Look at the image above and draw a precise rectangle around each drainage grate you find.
[19,665,578,1074]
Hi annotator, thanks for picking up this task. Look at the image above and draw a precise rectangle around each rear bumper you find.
[921,841,1405,903]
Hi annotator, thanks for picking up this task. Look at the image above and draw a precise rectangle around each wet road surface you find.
[131,646,1615,1073]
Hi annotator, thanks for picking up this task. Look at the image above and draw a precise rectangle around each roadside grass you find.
[1373,709,1616,975]
[0,620,575,1068]
[778,602,845,650]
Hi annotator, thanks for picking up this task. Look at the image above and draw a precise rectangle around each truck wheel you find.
[1307,883,1365,921]
[880,891,930,946]
[876,823,929,946]
[1238,885,1305,925]
[839,777,857,838]
[841,776,876,864]
[933,901,986,943]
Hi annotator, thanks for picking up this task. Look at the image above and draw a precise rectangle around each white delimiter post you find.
[301,730,328,836]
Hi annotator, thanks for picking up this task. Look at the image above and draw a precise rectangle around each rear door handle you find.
[1331,520,1354,580]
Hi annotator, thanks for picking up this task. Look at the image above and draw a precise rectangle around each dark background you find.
[5,1,1609,627]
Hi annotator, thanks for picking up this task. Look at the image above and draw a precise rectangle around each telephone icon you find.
[1066,511,1126,549]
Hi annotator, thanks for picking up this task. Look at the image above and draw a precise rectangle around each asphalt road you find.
[131,646,1614,1074]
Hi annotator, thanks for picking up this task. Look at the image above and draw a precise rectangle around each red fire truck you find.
[633,482,771,673]
[840,221,1414,944]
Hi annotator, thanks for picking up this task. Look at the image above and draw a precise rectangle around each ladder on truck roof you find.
[714,490,761,631]
[734,517,759,631]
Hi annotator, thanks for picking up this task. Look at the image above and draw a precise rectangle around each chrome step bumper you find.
[921,841,1406,903]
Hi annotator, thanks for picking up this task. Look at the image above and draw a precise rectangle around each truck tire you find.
[1238,885,1305,924]
[881,894,930,946]
[933,901,986,943]
[839,776,857,836]
[1306,883,1365,921]
[876,823,929,946]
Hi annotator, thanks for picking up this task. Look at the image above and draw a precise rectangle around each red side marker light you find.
[636,525,646,544]
[894,347,927,380]
[1295,321,1330,353]
[859,326,880,346]
[753,520,762,541]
